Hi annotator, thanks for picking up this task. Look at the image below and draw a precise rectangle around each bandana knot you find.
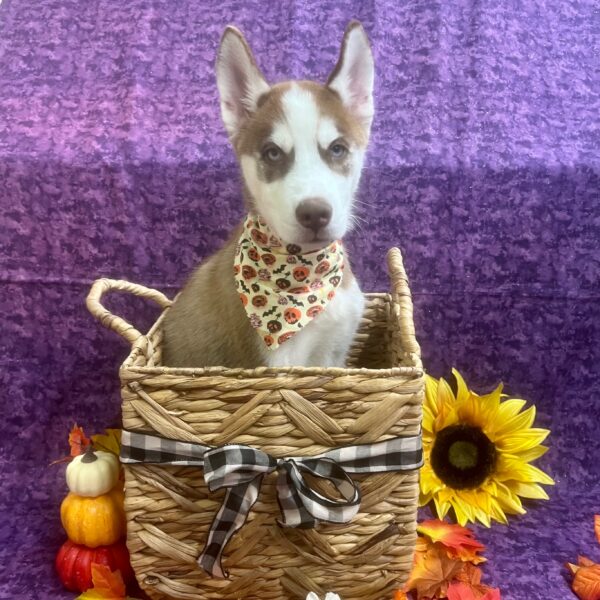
[234,214,344,349]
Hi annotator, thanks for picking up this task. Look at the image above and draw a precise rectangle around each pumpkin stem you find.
[81,444,97,463]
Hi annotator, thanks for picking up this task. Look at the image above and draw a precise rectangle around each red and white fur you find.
[162,22,374,369]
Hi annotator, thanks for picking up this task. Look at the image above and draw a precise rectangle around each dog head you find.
[216,22,374,249]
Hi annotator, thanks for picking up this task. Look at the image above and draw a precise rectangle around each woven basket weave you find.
[86,247,423,600]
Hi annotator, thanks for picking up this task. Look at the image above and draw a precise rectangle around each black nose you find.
[295,198,332,233]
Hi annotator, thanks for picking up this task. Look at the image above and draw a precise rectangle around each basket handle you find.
[387,247,421,358]
[86,278,172,345]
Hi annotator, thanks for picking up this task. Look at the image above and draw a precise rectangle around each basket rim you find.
[121,291,424,379]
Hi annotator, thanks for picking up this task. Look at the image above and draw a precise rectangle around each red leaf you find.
[448,581,501,600]
[69,424,92,457]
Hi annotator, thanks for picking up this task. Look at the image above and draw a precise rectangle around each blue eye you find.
[262,145,283,163]
[329,141,348,159]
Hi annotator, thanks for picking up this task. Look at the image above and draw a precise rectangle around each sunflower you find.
[420,369,554,527]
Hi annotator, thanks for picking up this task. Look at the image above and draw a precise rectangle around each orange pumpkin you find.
[60,488,126,548]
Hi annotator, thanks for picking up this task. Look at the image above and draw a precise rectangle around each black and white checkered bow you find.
[120,430,423,578]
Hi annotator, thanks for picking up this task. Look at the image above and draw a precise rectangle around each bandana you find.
[233,214,344,349]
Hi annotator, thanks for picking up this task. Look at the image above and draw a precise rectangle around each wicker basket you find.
[86,247,424,600]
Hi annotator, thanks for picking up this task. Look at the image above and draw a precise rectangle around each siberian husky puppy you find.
[162,22,374,369]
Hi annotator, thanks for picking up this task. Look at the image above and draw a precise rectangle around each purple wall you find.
[1,1,598,598]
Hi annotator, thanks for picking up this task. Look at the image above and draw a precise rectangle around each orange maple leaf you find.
[69,423,92,457]
[447,581,501,600]
[76,563,127,599]
[595,515,600,545]
[571,560,600,600]
[393,591,410,600]
[405,543,464,598]
[417,519,486,564]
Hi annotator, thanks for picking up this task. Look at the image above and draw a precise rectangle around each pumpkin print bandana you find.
[234,214,344,349]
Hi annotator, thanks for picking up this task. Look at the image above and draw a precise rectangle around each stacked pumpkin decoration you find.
[55,443,134,592]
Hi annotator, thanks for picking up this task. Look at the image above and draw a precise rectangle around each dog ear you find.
[216,26,270,138]
[327,21,374,129]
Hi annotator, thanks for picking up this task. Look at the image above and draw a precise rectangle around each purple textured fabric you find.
[0,1,598,598]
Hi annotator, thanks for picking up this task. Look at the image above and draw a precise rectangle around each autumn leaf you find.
[76,563,126,599]
[595,515,600,545]
[455,562,483,585]
[405,543,464,598]
[417,519,486,564]
[571,562,600,600]
[447,581,501,600]
[50,423,93,465]
[92,428,122,456]
[393,591,410,600]
[69,423,92,456]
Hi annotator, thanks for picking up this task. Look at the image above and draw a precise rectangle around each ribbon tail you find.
[197,477,262,578]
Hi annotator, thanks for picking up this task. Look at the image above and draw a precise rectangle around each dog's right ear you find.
[216,27,270,138]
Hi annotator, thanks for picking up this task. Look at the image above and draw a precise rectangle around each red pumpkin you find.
[55,539,135,592]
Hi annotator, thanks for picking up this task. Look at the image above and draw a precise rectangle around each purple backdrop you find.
[1,1,599,598]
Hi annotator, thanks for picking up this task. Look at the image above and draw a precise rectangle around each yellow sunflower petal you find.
[420,464,444,496]
[495,428,550,453]
[424,374,440,412]
[509,482,550,500]
[488,496,509,525]
[514,445,549,463]
[422,404,436,435]
[475,382,503,416]
[449,494,477,526]
[494,482,526,515]
[496,455,555,485]
[452,368,471,405]
[433,494,452,520]
[496,398,527,422]
[494,405,537,436]
[434,378,459,430]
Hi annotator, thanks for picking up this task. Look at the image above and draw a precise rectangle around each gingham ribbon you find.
[120,430,423,578]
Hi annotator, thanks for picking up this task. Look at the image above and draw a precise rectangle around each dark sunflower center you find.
[430,424,497,489]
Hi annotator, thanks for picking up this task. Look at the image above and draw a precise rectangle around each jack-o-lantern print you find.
[293,266,310,281]
[252,295,268,308]
[251,228,269,246]
[277,331,295,345]
[267,320,282,334]
[284,307,302,324]
[242,265,257,280]
[307,305,324,318]
[316,260,330,275]
[262,253,276,266]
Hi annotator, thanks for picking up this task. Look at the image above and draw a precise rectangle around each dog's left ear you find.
[327,21,374,129]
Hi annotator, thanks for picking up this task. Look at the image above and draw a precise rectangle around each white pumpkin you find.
[66,446,120,497]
